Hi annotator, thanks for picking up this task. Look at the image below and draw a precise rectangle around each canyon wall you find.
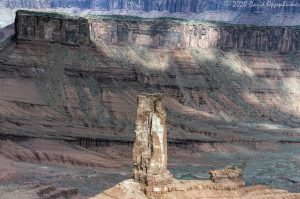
[90,19,300,52]
[0,23,14,50]
[16,10,300,52]
[2,9,300,195]
[8,10,300,142]
[5,0,300,13]
[15,11,91,45]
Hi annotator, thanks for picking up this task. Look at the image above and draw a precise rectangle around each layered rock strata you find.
[2,10,300,195]
[15,10,300,52]
[132,93,173,198]
[92,95,300,199]
[15,10,91,46]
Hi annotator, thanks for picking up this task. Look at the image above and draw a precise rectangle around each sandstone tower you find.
[132,93,173,198]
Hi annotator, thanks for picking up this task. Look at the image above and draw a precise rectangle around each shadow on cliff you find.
[88,35,300,132]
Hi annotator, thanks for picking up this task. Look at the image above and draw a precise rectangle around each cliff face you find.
[0,24,14,50]
[16,11,91,45]
[16,11,300,52]
[90,19,300,52]
[5,11,300,140]
[5,0,300,13]
[2,10,300,193]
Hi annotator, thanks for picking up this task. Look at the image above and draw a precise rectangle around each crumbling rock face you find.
[209,166,244,187]
[132,93,173,198]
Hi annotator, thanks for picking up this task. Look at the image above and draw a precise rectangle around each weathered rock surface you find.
[91,94,300,199]
[3,10,300,145]
[91,178,300,199]
[0,138,124,168]
[2,10,300,195]
[16,11,91,46]
[133,94,172,198]
[209,166,244,187]
[90,19,300,52]
[16,10,300,52]
[92,96,300,198]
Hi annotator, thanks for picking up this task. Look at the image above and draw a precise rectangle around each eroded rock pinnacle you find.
[132,93,173,198]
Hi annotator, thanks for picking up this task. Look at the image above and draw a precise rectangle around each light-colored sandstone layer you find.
[15,10,300,52]
[2,10,300,196]
[91,179,300,199]
[209,165,244,187]
[132,94,172,198]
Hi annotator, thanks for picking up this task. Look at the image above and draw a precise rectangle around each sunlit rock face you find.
[132,93,173,198]
[16,10,300,52]
[3,9,300,195]
[209,166,244,187]
[91,20,300,52]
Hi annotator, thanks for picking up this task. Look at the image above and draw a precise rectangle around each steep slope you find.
[2,11,300,143]
[1,11,300,195]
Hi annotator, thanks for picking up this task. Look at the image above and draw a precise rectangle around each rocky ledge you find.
[91,94,300,199]
[2,10,300,195]
[209,165,244,187]
[15,10,300,52]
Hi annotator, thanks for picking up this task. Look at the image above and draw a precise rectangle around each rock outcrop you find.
[91,94,300,199]
[15,10,300,52]
[90,19,300,52]
[209,166,244,187]
[92,178,300,199]
[132,94,173,198]
[2,10,300,194]
[15,10,91,46]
